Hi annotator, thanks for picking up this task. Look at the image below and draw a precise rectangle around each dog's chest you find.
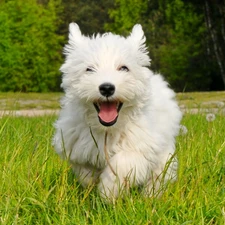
[71,130,122,168]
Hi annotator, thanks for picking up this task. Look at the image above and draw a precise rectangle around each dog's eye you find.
[86,67,95,72]
[119,66,129,72]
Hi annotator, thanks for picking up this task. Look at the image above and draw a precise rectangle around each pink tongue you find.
[98,102,118,123]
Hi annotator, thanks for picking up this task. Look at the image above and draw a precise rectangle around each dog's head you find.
[61,23,152,128]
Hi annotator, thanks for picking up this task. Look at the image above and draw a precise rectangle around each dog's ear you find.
[69,23,82,41]
[129,25,146,44]
[127,24,150,66]
[68,23,82,44]
[129,24,147,54]
[63,23,86,55]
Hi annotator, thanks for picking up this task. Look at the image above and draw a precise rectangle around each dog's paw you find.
[98,167,119,202]
[98,167,133,202]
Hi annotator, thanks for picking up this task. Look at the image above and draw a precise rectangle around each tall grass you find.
[0,114,224,224]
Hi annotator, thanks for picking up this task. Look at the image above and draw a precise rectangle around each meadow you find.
[0,93,225,224]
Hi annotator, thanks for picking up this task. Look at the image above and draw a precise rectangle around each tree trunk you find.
[204,0,225,88]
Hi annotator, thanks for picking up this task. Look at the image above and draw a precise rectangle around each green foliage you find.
[105,0,148,34]
[156,0,210,91]
[60,0,114,35]
[0,0,224,92]
[0,0,64,92]
[105,0,224,91]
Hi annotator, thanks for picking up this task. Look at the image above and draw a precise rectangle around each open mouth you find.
[94,101,123,126]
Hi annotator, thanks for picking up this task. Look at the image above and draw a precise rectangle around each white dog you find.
[53,23,182,201]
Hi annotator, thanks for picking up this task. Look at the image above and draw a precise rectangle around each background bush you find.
[0,0,63,92]
[0,0,224,92]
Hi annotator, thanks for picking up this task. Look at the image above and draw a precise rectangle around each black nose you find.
[99,83,115,97]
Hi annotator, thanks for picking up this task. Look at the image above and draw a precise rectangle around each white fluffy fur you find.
[53,23,182,201]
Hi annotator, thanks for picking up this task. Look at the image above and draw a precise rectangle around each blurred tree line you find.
[0,0,224,92]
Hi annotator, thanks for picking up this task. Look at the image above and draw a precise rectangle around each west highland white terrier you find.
[53,23,182,201]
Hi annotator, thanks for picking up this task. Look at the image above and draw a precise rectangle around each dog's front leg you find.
[98,151,150,201]
[71,163,101,187]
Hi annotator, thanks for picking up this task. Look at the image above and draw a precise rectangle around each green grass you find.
[177,91,225,109]
[0,91,225,110]
[0,113,225,224]
[0,92,61,110]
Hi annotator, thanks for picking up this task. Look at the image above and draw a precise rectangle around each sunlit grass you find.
[0,91,225,110]
[0,92,61,110]
[177,91,225,109]
[0,113,225,224]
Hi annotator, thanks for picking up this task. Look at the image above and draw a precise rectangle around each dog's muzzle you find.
[94,83,123,126]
